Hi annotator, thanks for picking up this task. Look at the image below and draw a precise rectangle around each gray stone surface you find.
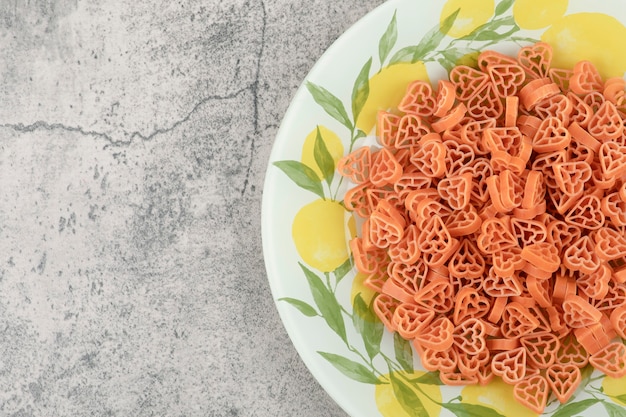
[0,0,384,416]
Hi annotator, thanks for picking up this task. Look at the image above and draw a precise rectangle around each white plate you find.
[263,0,626,415]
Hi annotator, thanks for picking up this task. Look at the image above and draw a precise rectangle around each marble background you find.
[0,0,384,416]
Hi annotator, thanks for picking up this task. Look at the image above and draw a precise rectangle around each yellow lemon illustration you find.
[376,371,442,417]
[602,374,626,406]
[301,126,344,180]
[440,0,495,38]
[542,13,626,79]
[461,379,538,417]
[292,199,348,272]
[456,51,480,68]
[513,0,568,30]
[350,271,377,318]
[355,62,429,135]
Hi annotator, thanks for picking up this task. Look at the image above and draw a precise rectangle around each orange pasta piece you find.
[521,332,560,369]
[420,345,458,373]
[491,347,527,384]
[437,172,473,210]
[433,79,457,118]
[514,374,550,414]
[398,79,436,117]
[520,242,560,273]
[488,64,526,98]
[453,318,487,356]
[453,287,490,325]
[414,277,454,314]
[610,304,626,339]
[369,148,402,187]
[517,42,552,79]
[562,294,603,328]
[395,113,431,149]
[392,303,435,339]
[414,315,454,351]
[546,363,581,404]
[570,60,604,95]
[532,116,571,153]
[410,138,447,178]
[589,342,626,379]
[449,65,490,101]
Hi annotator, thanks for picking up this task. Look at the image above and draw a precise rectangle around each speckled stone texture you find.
[0,0,384,416]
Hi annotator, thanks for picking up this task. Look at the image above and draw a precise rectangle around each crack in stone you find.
[240,0,266,197]
[0,86,251,147]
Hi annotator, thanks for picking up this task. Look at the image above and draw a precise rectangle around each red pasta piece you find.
[577,263,612,300]
[439,371,479,386]
[337,147,371,184]
[593,226,626,261]
[549,67,573,92]
[534,93,572,126]
[466,83,503,121]
[599,141,626,181]
[520,241,560,273]
[445,205,482,237]
[553,161,592,198]
[564,194,605,231]
[433,79,457,118]
[388,224,421,265]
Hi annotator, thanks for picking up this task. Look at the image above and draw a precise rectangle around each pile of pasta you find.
[338,42,626,414]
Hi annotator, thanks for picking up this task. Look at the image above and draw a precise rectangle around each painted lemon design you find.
[376,371,442,417]
[440,0,495,38]
[351,271,378,319]
[292,199,348,272]
[602,374,626,406]
[456,51,480,68]
[513,0,568,30]
[461,379,538,417]
[301,126,344,181]
[542,13,626,79]
[355,62,429,135]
